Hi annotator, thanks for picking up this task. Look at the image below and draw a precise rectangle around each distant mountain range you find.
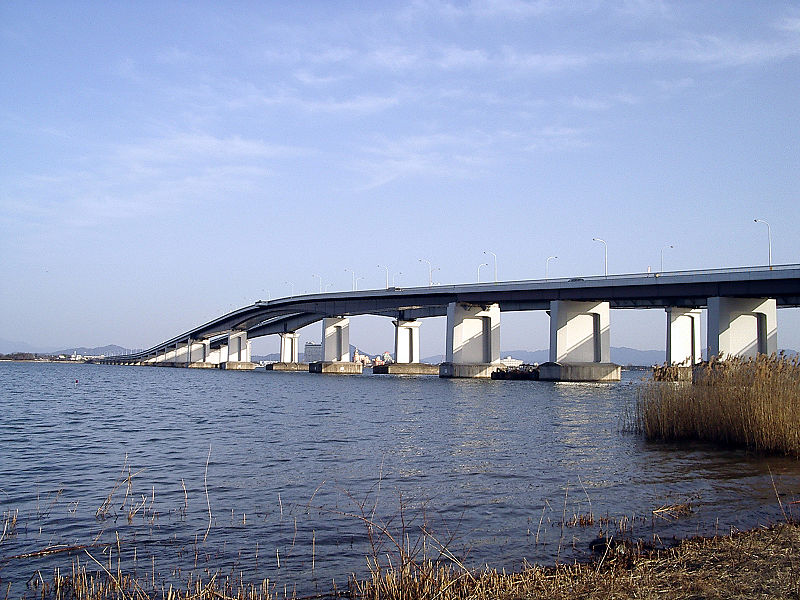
[0,340,135,356]
[3,338,797,366]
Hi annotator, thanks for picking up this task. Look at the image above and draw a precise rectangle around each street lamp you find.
[344,268,357,291]
[592,238,608,277]
[419,258,434,286]
[312,273,322,292]
[546,256,558,279]
[377,264,389,289]
[483,250,498,282]
[660,245,673,273]
[477,262,489,282]
[754,219,772,267]
[392,271,402,287]
[284,281,294,297]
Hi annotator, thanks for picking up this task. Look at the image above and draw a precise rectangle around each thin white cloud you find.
[115,133,301,164]
[776,16,800,33]
[405,0,575,20]
[436,46,490,69]
[632,33,800,67]
[525,126,590,152]
[349,132,493,190]
[2,133,310,231]
[654,77,694,93]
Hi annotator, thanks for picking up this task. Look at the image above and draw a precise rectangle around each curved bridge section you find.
[99,264,800,378]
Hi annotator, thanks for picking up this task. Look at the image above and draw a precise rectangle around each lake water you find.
[1,362,798,596]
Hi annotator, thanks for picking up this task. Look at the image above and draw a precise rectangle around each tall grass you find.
[636,353,800,456]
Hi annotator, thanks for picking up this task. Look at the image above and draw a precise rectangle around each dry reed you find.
[22,523,800,599]
[636,353,800,456]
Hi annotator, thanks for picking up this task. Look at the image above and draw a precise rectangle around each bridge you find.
[99,264,800,380]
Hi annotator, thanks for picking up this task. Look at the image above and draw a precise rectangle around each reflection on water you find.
[0,362,798,595]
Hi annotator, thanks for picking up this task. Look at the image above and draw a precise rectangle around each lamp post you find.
[483,250,498,282]
[355,276,364,291]
[546,256,557,279]
[754,219,772,267]
[477,262,488,282]
[344,268,357,291]
[660,245,673,273]
[592,238,608,277]
[377,265,389,289]
[419,258,434,286]
[392,271,402,287]
[284,281,294,297]
[312,273,322,293]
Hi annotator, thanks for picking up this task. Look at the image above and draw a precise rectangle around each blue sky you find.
[2,1,799,356]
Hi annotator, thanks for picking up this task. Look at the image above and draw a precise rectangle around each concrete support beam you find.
[184,339,214,367]
[393,320,420,364]
[322,317,350,362]
[206,345,224,365]
[666,308,702,365]
[441,303,500,378]
[549,301,610,363]
[279,332,300,363]
[707,297,777,359]
[227,331,251,363]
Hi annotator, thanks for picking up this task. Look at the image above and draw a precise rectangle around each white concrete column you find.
[206,344,223,365]
[394,320,420,364]
[549,300,610,363]
[322,317,350,362]
[279,332,300,363]
[445,303,500,364]
[227,331,249,362]
[188,339,208,363]
[707,297,777,359]
[162,346,175,363]
[666,308,702,365]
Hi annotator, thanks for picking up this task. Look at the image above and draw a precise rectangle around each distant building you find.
[499,356,523,368]
[304,342,322,363]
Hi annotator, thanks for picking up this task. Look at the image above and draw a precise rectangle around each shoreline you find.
[13,521,800,599]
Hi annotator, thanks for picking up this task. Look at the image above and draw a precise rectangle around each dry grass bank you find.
[636,353,800,456]
[20,523,800,599]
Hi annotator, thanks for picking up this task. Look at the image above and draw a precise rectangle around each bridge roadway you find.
[100,264,800,379]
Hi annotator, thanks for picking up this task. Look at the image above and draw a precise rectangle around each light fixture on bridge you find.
[660,244,673,273]
[377,264,389,289]
[592,238,608,277]
[546,256,558,279]
[477,262,489,283]
[483,250,498,282]
[754,219,772,268]
[419,258,434,286]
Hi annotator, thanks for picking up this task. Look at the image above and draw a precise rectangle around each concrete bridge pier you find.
[264,332,309,371]
[188,339,217,368]
[206,344,224,366]
[375,319,437,375]
[223,331,255,370]
[666,308,702,365]
[707,297,777,359]
[311,317,362,374]
[279,332,300,363]
[394,320,420,363]
[541,300,620,381]
[439,302,501,378]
